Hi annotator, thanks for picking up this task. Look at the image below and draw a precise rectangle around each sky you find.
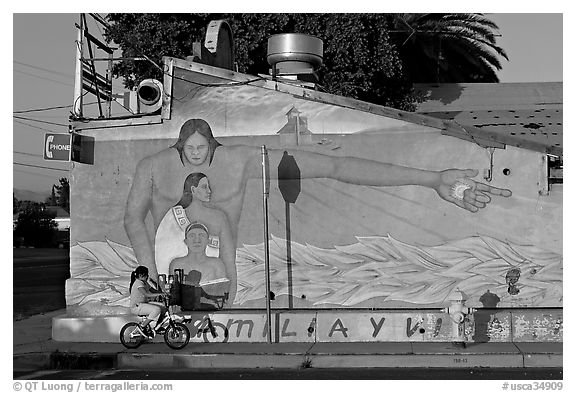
[11,12,563,196]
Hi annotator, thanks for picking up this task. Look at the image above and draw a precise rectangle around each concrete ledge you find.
[52,315,130,342]
[13,353,51,371]
[49,352,118,370]
[523,354,563,368]
[515,343,563,368]
[118,353,306,369]
[310,353,524,368]
[15,342,563,371]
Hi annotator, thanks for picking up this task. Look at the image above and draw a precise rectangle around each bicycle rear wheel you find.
[120,322,145,349]
[164,322,190,350]
[203,321,229,343]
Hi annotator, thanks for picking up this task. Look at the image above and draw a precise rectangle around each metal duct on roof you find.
[267,34,323,76]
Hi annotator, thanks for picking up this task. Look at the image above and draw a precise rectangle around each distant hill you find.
[13,188,50,203]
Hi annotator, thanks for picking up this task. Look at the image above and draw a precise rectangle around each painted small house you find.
[57,23,562,344]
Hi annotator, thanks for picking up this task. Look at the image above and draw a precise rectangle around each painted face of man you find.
[191,176,211,202]
[183,132,210,166]
[185,227,209,252]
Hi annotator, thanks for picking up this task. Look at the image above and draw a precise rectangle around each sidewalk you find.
[14,310,563,371]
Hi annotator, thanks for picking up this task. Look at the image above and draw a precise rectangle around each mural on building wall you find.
[119,118,514,307]
[66,69,562,318]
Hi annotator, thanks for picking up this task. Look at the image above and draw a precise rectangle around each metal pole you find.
[261,145,272,343]
[107,51,113,118]
[72,14,84,118]
[295,112,300,146]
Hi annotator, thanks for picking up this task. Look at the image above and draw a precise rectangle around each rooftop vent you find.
[267,34,323,82]
[137,79,163,113]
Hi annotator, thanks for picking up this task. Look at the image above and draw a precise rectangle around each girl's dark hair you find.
[176,172,207,208]
[171,119,222,166]
[129,266,149,292]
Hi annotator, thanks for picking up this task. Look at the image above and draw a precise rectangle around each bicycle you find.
[120,293,190,350]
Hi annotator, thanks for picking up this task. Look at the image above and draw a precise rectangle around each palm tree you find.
[388,13,508,83]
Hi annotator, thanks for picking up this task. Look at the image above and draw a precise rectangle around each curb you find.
[118,353,307,369]
[15,350,562,371]
[49,352,118,370]
[14,352,118,371]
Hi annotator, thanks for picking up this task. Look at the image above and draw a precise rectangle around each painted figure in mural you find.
[169,221,228,284]
[124,118,512,305]
[154,171,235,304]
[129,266,166,338]
[506,268,521,295]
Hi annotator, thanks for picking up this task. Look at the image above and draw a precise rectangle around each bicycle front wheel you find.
[164,322,190,350]
[120,322,145,349]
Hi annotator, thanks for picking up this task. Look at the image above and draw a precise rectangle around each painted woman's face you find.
[183,132,209,166]
[185,227,209,253]
[191,177,211,202]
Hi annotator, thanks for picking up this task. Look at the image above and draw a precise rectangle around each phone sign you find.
[44,133,71,161]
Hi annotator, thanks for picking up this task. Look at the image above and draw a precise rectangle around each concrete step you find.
[14,342,563,371]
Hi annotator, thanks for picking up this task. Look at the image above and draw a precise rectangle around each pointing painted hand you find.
[434,169,512,213]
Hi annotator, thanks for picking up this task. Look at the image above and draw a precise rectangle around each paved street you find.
[14,367,563,380]
[13,248,69,319]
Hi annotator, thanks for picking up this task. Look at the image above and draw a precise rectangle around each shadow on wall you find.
[472,290,501,343]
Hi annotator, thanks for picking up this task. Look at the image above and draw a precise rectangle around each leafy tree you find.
[14,203,58,247]
[104,13,507,110]
[289,14,416,110]
[45,186,57,206]
[387,13,508,83]
[104,13,418,110]
[54,178,70,213]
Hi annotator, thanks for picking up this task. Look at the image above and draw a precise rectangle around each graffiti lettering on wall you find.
[179,311,562,343]
[185,313,452,342]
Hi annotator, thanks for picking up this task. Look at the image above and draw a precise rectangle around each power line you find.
[13,102,98,114]
[13,115,69,128]
[14,151,43,158]
[14,168,67,178]
[14,60,74,79]
[13,119,66,133]
[14,104,74,114]
[14,69,75,88]
[13,162,69,172]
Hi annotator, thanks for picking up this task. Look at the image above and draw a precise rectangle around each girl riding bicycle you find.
[129,266,166,338]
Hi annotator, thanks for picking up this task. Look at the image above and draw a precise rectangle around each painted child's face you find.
[185,227,209,252]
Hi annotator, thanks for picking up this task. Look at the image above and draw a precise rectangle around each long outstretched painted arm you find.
[243,146,511,212]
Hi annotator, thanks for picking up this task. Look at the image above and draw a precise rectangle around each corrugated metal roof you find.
[415,82,562,111]
[414,83,563,155]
